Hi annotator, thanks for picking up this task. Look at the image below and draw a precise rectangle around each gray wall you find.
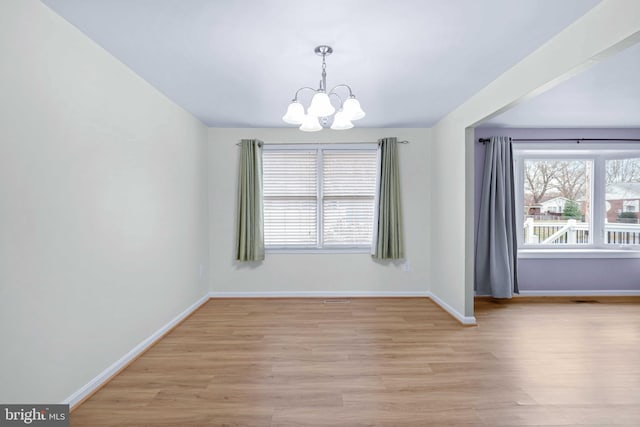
[474,128,640,293]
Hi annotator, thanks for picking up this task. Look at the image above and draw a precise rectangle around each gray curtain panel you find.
[235,139,265,262]
[373,137,404,260]
[476,136,519,298]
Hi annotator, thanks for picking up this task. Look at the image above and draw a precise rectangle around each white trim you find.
[266,247,372,254]
[208,291,430,298]
[518,249,640,258]
[428,292,477,325]
[514,142,640,154]
[63,293,210,409]
[371,143,382,256]
[429,294,477,325]
[263,143,378,151]
[518,290,640,297]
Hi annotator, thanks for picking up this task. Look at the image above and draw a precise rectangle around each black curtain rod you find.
[478,138,640,144]
[236,140,409,146]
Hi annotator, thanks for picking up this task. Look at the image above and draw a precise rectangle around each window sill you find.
[518,248,640,259]
[266,248,372,254]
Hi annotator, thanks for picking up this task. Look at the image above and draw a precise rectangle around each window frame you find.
[513,142,640,258]
[263,143,379,254]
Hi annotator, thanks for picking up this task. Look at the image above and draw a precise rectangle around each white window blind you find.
[322,150,377,246]
[263,145,378,250]
[263,150,317,246]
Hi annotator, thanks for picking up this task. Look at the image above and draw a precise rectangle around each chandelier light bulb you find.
[330,110,354,130]
[299,114,322,132]
[307,92,335,117]
[342,97,366,121]
[282,101,305,124]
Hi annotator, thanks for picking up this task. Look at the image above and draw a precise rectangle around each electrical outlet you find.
[402,260,410,272]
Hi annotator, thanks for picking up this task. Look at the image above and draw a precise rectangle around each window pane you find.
[323,150,378,196]
[522,159,591,245]
[322,150,377,246]
[263,150,317,247]
[264,199,317,246]
[323,199,375,245]
[605,158,640,245]
[263,151,316,197]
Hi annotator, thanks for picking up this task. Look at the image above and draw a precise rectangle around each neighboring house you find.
[539,196,572,214]
[606,183,640,222]
[525,186,640,223]
[525,196,571,217]
[526,196,572,215]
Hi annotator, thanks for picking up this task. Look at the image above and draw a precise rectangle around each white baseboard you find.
[428,292,477,325]
[518,290,640,297]
[63,293,210,409]
[208,291,431,298]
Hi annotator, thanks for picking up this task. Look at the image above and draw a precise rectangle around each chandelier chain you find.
[321,53,327,92]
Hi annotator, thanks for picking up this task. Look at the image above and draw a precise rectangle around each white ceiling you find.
[41,0,608,128]
[481,41,640,128]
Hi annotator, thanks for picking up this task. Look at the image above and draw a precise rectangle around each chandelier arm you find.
[328,92,344,108]
[292,86,318,101]
[328,84,355,98]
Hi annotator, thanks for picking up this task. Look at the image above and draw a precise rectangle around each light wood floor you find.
[71,297,640,426]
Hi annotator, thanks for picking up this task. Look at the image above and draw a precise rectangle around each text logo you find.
[1,405,68,427]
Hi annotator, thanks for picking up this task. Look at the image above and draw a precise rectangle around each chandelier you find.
[282,45,365,131]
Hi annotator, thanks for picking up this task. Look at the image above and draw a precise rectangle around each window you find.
[263,144,378,251]
[514,144,640,254]
[623,200,639,212]
[521,159,592,245]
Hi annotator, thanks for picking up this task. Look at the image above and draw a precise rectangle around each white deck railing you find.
[523,218,640,245]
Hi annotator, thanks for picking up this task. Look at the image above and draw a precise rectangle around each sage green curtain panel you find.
[235,139,265,262]
[373,137,404,260]
[476,136,518,298]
